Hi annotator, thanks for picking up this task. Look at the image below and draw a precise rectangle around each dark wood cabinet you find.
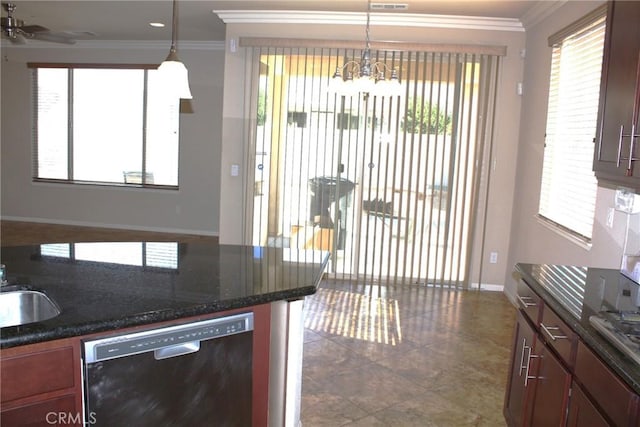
[574,340,640,426]
[593,0,640,190]
[528,342,571,426]
[504,311,537,426]
[567,381,610,427]
[505,277,640,426]
[504,305,572,426]
[0,337,83,427]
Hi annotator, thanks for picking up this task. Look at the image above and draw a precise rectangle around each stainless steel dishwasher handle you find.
[154,341,201,360]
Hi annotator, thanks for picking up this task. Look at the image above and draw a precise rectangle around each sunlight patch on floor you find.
[305,288,402,345]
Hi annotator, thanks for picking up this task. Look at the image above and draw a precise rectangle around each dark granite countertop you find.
[515,263,640,394]
[0,242,329,349]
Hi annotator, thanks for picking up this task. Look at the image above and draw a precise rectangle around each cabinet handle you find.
[540,322,568,341]
[617,125,625,168]
[519,338,529,376]
[627,123,638,176]
[517,295,537,309]
[524,347,541,387]
[616,124,639,174]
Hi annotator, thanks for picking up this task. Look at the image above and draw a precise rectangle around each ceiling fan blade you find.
[28,31,76,45]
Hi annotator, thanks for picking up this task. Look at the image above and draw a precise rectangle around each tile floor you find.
[300,279,515,426]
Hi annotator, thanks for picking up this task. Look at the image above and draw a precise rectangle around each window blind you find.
[539,9,606,241]
[245,44,501,288]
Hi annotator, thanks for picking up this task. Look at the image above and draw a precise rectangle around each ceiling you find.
[1,1,543,44]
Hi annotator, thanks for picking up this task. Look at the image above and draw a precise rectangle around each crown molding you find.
[520,0,568,29]
[0,40,225,50]
[214,10,525,32]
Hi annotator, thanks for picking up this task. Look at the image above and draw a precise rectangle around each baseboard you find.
[469,282,505,292]
[0,216,219,237]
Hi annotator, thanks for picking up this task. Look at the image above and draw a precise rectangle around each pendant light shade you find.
[159,0,192,99]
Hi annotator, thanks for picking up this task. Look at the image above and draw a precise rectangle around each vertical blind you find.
[539,8,606,241]
[243,40,501,288]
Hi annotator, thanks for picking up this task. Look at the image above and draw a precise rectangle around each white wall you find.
[218,21,526,287]
[1,44,224,235]
[505,0,630,299]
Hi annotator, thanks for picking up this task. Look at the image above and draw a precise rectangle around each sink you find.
[0,290,61,328]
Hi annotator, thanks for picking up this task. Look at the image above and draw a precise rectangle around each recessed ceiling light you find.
[149,22,165,28]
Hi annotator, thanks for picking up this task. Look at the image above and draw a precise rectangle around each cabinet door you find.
[528,342,572,427]
[575,341,640,426]
[594,0,640,188]
[504,311,537,427]
[567,381,610,427]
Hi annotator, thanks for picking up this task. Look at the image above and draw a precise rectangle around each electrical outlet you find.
[490,252,498,264]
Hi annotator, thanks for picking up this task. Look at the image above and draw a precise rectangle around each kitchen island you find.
[505,263,640,426]
[0,241,329,426]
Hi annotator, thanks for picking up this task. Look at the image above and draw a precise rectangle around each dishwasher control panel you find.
[83,312,254,363]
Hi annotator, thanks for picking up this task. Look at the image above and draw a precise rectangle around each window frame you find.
[30,62,181,190]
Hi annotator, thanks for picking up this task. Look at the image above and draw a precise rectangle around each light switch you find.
[606,207,615,228]
[231,164,239,177]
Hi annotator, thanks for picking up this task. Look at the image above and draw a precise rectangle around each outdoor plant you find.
[402,98,452,134]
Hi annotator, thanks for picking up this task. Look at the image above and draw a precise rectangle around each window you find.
[33,65,180,187]
[539,6,607,241]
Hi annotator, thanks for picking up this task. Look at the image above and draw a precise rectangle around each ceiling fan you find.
[1,2,78,44]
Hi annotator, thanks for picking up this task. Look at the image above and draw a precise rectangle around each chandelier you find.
[328,0,402,97]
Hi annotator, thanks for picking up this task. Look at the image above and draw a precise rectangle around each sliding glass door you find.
[247,45,499,288]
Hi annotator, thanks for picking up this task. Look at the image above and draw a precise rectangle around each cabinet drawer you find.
[0,395,78,427]
[516,279,542,325]
[1,346,75,403]
[575,341,639,426]
[539,305,577,367]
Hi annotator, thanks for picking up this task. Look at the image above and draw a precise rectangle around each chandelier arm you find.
[338,60,362,75]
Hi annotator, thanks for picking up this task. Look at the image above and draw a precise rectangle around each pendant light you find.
[158,0,192,99]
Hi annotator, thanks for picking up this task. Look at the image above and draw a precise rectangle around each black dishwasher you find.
[82,312,253,427]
